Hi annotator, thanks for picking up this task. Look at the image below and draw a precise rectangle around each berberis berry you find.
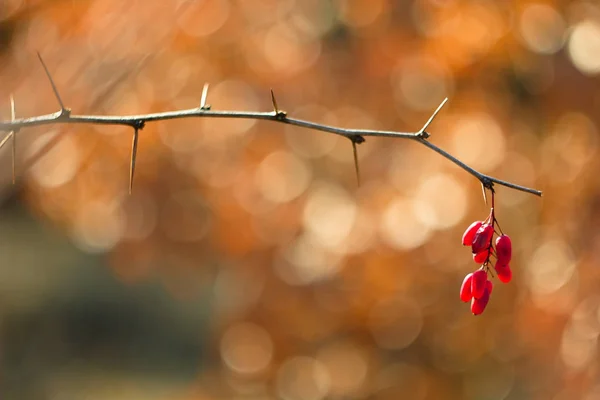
[460,273,473,302]
[459,190,513,315]
[461,221,482,245]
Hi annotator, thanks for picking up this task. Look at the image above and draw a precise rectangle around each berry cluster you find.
[459,206,512,315]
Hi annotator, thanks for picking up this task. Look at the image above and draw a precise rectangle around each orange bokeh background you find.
[0,1,600,399]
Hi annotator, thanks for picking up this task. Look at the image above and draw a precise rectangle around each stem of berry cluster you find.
[0,53,544,197]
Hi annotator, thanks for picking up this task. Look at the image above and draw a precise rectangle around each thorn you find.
[481,182,487,205]
[352,140,361,187]
[270,89,278,114]
[200,83,211,110]
[270,89,287,119]
[37,52,70,116]
[0,132,14,153]
[419,97,448,137]
[129,127,139,194]
[10,94,15,184]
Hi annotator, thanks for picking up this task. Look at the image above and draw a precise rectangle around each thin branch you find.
[0,103,542,196]
[1,57,542,197]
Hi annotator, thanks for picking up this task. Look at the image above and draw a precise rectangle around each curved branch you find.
[0,98,542,196]
[0,56,542,196]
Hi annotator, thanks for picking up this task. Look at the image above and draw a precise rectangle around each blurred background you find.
[0,0,598,399]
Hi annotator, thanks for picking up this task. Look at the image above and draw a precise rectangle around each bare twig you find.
[0,57,542,197]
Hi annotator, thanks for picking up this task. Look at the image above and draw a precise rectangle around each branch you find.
[0,56,542,197]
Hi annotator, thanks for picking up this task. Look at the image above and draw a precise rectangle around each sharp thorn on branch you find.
[200,83,210,110]
[270,89,279,114]
[0,132,14,153]
[419,97,448,136]
[0,83,542,197]
[270,89,287,119]
[350,137,363,187]
[129,127,139,195]
[37,52,70,116]
[10,94,15,184]
[481,182,487,205]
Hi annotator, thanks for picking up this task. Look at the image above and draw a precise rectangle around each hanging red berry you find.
[473,248,490,264]
[485,280,493,296]
[471,224,494,254]
[462,221,483,246]
[460,273,474,302]
[471,286,491,315]
[496,235,512,265]
[495,262,512,283]
[458,190,515,315]
[471,269,488,299]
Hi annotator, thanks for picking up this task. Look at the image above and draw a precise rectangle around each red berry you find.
[473,248,490,264]
[495,262,512,283]
[496,235,512,265]
[471,224,494,254]
[462,221,483,246]
[471,287,491,315]
[460,273,473,302]
[485,280,493,295]
[471,269,488,299]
